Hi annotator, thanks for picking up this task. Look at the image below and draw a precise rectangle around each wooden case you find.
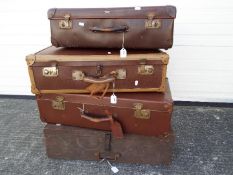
[44,124,175,165]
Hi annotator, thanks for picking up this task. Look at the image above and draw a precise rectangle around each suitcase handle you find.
[83,75,115,84]
[89,25,128,33]
[79,109,124,139]
[73,70,116,84]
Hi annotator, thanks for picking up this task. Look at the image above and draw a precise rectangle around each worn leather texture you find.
[28,46,168,94]
[44,124,174,164]
[48,6,176,49]
[36,80,173,137]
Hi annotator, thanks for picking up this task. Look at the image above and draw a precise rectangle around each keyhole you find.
[62,22,66,27]
[96,65,103,77]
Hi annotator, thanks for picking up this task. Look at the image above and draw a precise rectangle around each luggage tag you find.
[107,160,119,173]
[120,48,127,58]
[99,158,119,174]
[110,81,117,104]
[110,93,117,104]
[120,32,127,58]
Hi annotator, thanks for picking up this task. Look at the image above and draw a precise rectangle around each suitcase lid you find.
[48,6,176,20]
[26,46,169,66]
[37,80,173,113]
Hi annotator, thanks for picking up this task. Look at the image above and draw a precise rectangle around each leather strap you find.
[89,25,128,33]
[79,109,123,139]
[86,82,110,99]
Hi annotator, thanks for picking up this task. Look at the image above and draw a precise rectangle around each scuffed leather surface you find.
[36,80,173,137]
[48,6,176,49]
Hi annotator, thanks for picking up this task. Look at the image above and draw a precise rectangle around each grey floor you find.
[0,98,232,175]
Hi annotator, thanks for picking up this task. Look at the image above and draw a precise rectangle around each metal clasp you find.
[52,96,65,110]
[113,69,127,80]
[59,14,72,29]
[145,15,161,29]
[138,65,154,75]
[133,103,151,119]
[72,70,85,80]
[42,66,58,77]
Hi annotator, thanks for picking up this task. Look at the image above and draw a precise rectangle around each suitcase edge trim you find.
[47,6,177,20]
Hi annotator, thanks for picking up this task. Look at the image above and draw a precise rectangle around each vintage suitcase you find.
[44,124,175,165]
[48,6,176,49]
[36,80,173,138]
[26,46,169,95]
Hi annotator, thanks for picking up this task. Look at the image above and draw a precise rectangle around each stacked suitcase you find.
[26,6,176,166]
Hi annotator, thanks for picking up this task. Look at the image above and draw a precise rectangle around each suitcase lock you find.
[59,14,72,29]
[138,59,154,75]
[42,64,58,77]
[52,96,65,110]
[138,65,154,75]
[133,103,151,119]
[145,15,161,29]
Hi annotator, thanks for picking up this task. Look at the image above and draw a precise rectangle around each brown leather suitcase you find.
[26,46,169,95]
[48,6,176,49]
[36,80,173,138]
[44,124,174,165]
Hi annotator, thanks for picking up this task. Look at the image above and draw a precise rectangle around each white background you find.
[0,0,233,102]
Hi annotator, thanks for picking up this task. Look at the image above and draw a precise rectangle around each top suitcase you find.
[48,6,176,49]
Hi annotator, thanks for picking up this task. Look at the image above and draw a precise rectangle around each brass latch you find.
[72,70,85,80]
[133,103,151,119]
[42,66,58,77]
[59,14,72,29]
[138,65,154,75]
[52,96,65,110]
[114,68,127,79]
[145,15,161,29]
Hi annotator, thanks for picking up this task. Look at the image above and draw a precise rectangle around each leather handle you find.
[89,25,128,33]
[79,109,123,139]
[83,75,115,84]
[81,112,112,123]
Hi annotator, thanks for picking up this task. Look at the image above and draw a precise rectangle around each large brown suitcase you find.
[36,80,173,138]
[26,46,169,95]
[44,124,174,165]
[48,6,176,49]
